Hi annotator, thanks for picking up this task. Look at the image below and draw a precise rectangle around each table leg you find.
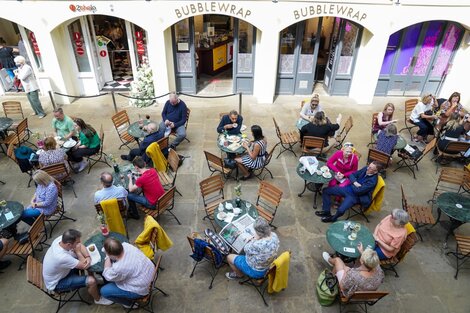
[312,183,323,209]
[432,207,442,228]
[444,218,463,248]
[297,180,308,197]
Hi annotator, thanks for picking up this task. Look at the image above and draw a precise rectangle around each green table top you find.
[213,199,258,228]
[0,117,13,132]
[326,221,376,259]
[296,161,334,184]
[436,192,470,223]
[84,232,128,273]
[373,133,407,151]
[217,134,246,154]
[112,163,137,188]
[0,201,24,230]
[296,119,309,130]
[127,119,155,138]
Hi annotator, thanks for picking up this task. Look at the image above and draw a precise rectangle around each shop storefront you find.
[0,1,469,106]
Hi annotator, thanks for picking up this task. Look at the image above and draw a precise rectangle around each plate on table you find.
[228,142,241,151]
[87,244,101,266]
[316,170,323,176]
[217,212,227,220]
[227,135,240,143]
[322,172,332,179]
[63,140,77,148]
[320,165,329,172]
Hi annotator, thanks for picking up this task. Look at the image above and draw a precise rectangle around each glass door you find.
[233,19,256,94]
[276,24,299,94]
[87,16,106,90]
[172,18,196,94]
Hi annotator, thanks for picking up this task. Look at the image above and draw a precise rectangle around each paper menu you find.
[4,211,14,221]
[87,244,102,266]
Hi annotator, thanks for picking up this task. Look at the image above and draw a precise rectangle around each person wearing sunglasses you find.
[299,94,323,123]
[326,142,359,188]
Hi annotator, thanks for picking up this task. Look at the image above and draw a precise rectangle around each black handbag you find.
[223,158,237,169]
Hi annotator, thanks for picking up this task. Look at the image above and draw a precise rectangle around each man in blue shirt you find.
[156,92,188,150]
[316,161,383,223]
[217,110,243,135]
[94,172,128,206]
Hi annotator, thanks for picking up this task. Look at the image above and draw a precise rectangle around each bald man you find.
[121,122,163,163]
[94,172,128,205]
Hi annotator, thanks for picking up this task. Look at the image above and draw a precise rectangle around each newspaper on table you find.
[219,213,256,253]
[299,156,319,175]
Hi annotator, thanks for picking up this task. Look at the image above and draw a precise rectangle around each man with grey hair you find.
[156,92,188,150]
[217,110,243,135]
[121,122,163,163]
[94,171,128,205]
[14,55,46,118]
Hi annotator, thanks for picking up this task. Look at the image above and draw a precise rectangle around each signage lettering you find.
[69,4,97,13]
[293,4,367,22]
[175,2,251,19]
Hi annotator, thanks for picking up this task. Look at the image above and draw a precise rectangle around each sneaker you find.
[120,155,129,161]
[77,160,88,173]
[38,114,46,119]
[0,260,12,270]
[123,303,139,309]
[94,297,113,305]
[225,272,242,280]
[322,252,333,267]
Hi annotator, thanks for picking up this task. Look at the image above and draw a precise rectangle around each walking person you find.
[14,56,46,118]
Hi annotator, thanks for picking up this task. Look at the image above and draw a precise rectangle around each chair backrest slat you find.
[2,101,24,119]
[204,151,223,168]
[111,110,130,134]
[302,136,325,151]
[156,136,169,152]
[404,99,418,116]
[367,148,391,168]
[157,187,175,215]
[168,149,180,172]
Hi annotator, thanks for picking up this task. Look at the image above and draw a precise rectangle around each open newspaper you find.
[219,213,256,253]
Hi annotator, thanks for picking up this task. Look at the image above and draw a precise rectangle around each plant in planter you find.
[97,212,109,236]
[129,56,155,108]
[234,184,242,207]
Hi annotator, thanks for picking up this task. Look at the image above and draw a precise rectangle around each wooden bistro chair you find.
[446,234,470,279]
[6,143,33,187]
[2,101,24,129]
[272,117,300,158]
[7,213,47,270]
[199,175,225,230]
[339,290,389,313]
[156,136,169,156]
[45,179,76,237]
[27,256,91,313]
[0,118,35,153]
[158,149,182,196]
[301,136,325,159]
[255,181,283,228]
[367,148,391,178]
[187,233,226,289]
[394,138,436,179]
[170,107,191,143]
[434,141,470,173]
[332,116,353,150]
[368,113,379,147]
[111,110,136,150]
[252,145,276,180]
[86,124,111,173]
[42,162,77,198]
[401,185,435,241]
[380,231,418,277]
[139,187,181,225]
[347,176,385,223]
[95,198,128,239]
[429,167,467,205]
[203,150,233,179]
[399,98,419,138]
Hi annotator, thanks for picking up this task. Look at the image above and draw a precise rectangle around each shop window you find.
[174,19,192,73]
[327,18,341,72]
[25,31,44,72]
[337,22,358,75]
[431,24,462,77]
[394,23,422,75]
[237,20,253,74]
[68,20,91,72]
[380,32,401,75]
[298,19,317,74]
[413,21,443,75]
[279,24,297,74]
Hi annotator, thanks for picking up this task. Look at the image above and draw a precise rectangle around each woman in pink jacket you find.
[326,143,359,187]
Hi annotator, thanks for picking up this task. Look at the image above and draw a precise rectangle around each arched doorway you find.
[276,17,362,95]
[56,15,148,95]
[171,15,256,94]
[0,17,44,94]
[375,21,464,97]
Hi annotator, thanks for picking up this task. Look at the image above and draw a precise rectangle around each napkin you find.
[224,212,235,223]
[299,156,319,175]
[228,142,241,151]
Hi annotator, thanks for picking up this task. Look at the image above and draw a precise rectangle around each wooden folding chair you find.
[339,290,389,313]
[27,256,91,313]
[42,162,77,198]
[380,232,418,277]
[429,167,467,205]
[139,187,181,225]
[272,117,300,158]
[156,136,169,155]
[347,176,385,223]
[0,118,35,150]
[2,101,24,129]
[86,124,111,173]
[333,116,353,150]
[394,138,436,179]
[368,113,379,147]
[123,255,168,313]
[158,149,182,196]
[6,143,33,187]
[170,107,191,143]
[95,198,128,238]
[111,110,136,149]
[252,145,276,180]
[367,148,391,178]
[7,213,47,270]
[401,185,435,241]
[434,141,470,173]
[45,179,76,237]
[446,234,470,279]
[255,181,283,228]
[301,136,325,158]
[199,175,225,230]
[203,150,233,179]
[398,98,419,138]
[187,233,226,289]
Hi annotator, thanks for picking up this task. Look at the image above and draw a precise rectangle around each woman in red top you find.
[126,156,165,219]
[326,143,359,187]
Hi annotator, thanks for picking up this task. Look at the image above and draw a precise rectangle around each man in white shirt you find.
[42,229,113,305]
[94,172,128,205]
[100,237,154,308]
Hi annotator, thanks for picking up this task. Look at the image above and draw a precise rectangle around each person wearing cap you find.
[326,142,359,188]
[299,94,323,122]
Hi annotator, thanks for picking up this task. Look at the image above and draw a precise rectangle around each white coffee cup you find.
[218,203,224,212]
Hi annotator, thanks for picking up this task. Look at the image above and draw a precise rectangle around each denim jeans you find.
[21,207,41,225]
[100,282,142,306]
[26,90,46,116]
[157,121,186,147]
[127,192,155,216]
[413,119,434,137]
[321,186,360,220]
[55,270,88,292]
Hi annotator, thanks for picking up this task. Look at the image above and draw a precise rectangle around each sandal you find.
[225,272,243,280]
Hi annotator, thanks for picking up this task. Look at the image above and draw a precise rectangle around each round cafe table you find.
[0,117,13,139]
[326,220,375,260]
[217,134,246,155]
[84,231,128,273]
[435,192,470,245]
[296,161,333,209]
[112,163,137,189]
[0,201,24,231]
[127,119,155,138]
[213,199,258,229]
[296,119,309,130]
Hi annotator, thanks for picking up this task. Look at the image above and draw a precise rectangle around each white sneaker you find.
[77,160,88,172]
[322,252,333,267]
[94,297,113,305]
[123,303,139,309]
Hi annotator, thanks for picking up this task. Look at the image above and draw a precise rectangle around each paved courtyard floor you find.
[0,91,468,313]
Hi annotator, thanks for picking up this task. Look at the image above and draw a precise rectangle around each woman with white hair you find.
[225,217,279,279]
[14,55,46,118]
[326,142,359,187]
[373,208,410,260]
[322,244,384,298]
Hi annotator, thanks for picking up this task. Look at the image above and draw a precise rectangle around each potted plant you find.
[234,184,242,207]
[97,212,109,236]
